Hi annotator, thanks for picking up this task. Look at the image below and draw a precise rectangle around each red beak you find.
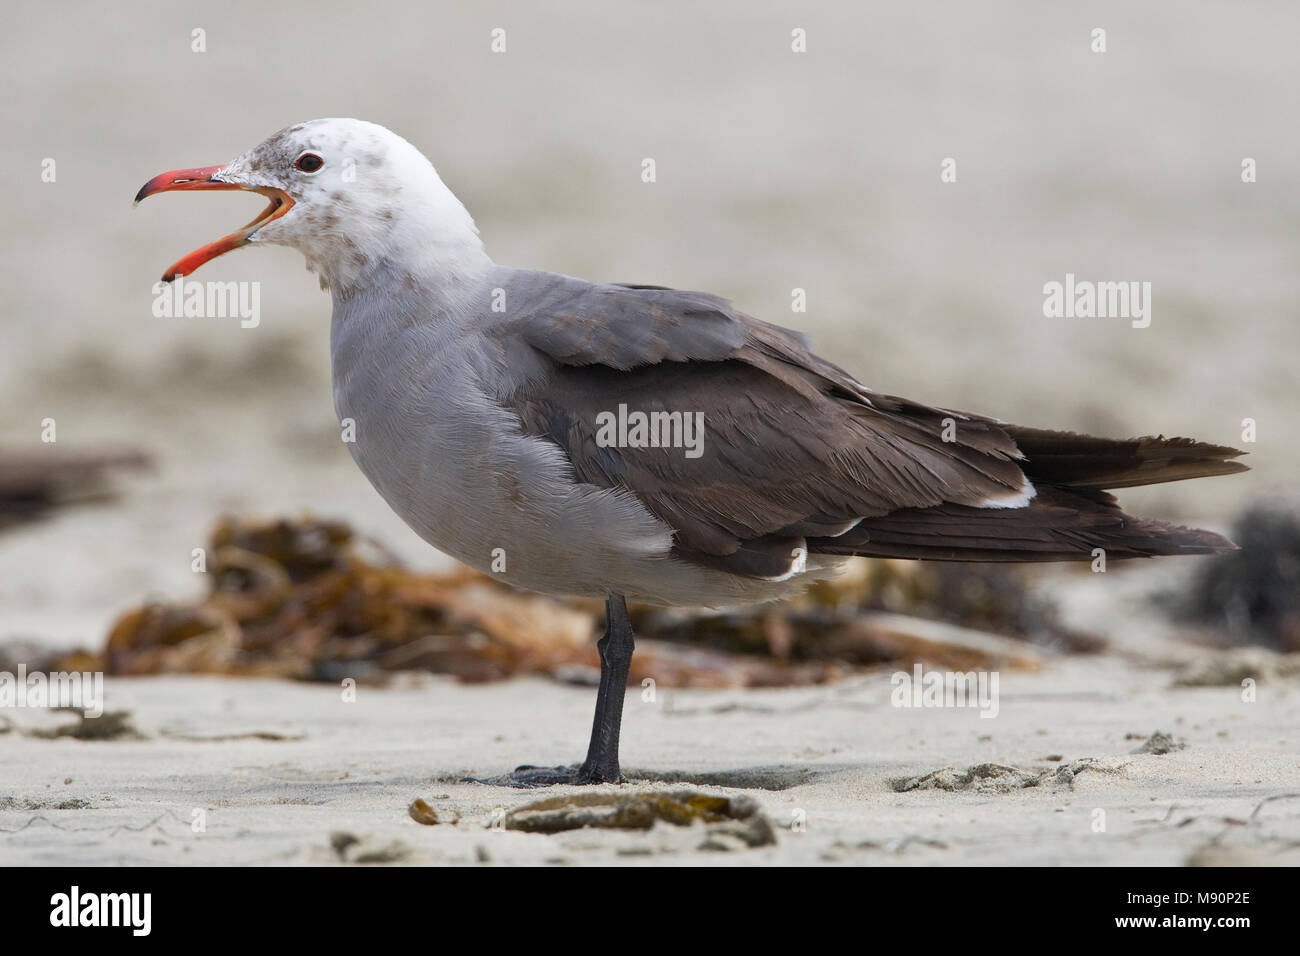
[134,165,294,281]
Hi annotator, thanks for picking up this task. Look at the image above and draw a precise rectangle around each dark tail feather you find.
[812,486,1238,563]
[1006,427,1248,490]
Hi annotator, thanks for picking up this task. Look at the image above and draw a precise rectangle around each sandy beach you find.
[3,637,1296,866]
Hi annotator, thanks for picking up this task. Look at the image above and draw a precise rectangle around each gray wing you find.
[491,275,1033,578]
[513,282,744,368]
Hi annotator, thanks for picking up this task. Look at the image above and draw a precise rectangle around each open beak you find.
[134,165,294,281]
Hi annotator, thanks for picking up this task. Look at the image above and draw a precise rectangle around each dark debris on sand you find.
[630,558,1103,665]
[0,448,150,532]
[1176,507,1300,651]
[503,789,777,849]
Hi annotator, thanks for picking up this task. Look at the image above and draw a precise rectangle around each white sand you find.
[2,650,1296,866]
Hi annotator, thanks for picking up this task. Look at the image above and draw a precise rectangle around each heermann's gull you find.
[136,119,1247,785]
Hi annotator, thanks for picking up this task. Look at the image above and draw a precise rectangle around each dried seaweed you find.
[503,789,774,848]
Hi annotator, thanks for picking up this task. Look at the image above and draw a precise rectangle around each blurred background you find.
[1,0,1295,654]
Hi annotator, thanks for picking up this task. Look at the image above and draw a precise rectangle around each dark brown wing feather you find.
[500,281,1245,574]
[815,486,1236,562]
[1004,427,1248,489]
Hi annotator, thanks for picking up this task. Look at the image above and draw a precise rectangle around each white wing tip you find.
[978,477,1038,509]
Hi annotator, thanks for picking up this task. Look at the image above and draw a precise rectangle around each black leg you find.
[468,592,636,787]
[577,593,635,782]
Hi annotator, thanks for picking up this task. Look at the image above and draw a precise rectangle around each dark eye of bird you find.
[294,153,324,173]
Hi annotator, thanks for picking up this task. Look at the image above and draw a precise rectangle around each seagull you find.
[136,119,1247,786]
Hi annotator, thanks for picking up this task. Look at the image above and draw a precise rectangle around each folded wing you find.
[495,279,1244,574]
